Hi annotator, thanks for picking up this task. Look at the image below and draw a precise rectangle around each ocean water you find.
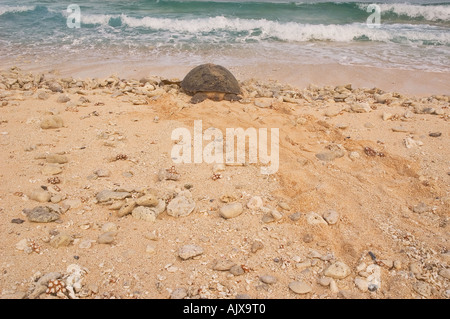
[0,0,449,74]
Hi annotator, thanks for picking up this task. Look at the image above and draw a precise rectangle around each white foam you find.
[0,5,35,16]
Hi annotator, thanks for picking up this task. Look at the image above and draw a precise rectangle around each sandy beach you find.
[0,63,448,300]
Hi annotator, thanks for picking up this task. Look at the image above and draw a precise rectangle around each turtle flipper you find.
[190,93,208,104]
[224,93,241,102]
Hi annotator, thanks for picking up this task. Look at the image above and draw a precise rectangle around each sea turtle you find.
[181,63,241,104]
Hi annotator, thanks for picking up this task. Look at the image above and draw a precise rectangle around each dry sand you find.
[0,64,448,299]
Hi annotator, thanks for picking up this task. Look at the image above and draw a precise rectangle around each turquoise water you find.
[0,1,449,72]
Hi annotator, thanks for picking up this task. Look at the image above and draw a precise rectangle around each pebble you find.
[29,189,51,202]
[48,81,63,93]
[251,240,264,253]
[23,206,60,223]
[135,193,159,207]
[278,202,291,210]
[46,154,68,164]
[354,277,369,292]
[132,206,157,222]
[212,258,236,271]
[158,168,180,181]
[438,268,450,280]
[178,244,203,260]
[97,231,116,244]
[413,202,430,214]
[50,233,73,248]
[306,212,328,225]
[303,234,314,243]
[230,265,245,276]
[40,115,64,129]
[167,195,196,217]
[247,196,263,210]
[413,281,432,297]
[41,164,63,175]
[315,150,345,161]
[288,281,312,294]
[170,288,187,299]
[324,261,351,279]
[56,94,70,103]
[101,222,118,233]
[289,212,302,221]
[117,200,136,217]
[219,202,243,219]
[428,132,441,137]
[322,209,339,225]
[96,189,131,203]
[93,169,111,177]
[254,99,272,108]
[351,102,371,113]
[79,240,93,249]
[260,275,278,285]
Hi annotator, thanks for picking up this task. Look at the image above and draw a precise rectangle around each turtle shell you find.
[181,64,241,95]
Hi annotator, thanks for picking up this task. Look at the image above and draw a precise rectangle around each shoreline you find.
[2,61,449,97]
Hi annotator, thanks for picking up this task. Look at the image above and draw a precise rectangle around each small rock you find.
[23,206,60,223]
[40,115,64,129]
[288,281,312,294]
[11,218,25,224]
[48,81,63,93]
[247,196,263,210]
[45,154,68,164]
[413,202,430,214]
[212,258,236,271]
[413,281,432,297]
[29,189,51,203]
[97,232,116,244]
[117,200,136,217]
[354,277,369,292]
[93,169,111,177]
[438,268,450,280]
[315,150,345,161]
[158,168,180,181]
[251,240,264,253]
[79,240,93,249]
[322,209,339,225]
[289,212,302,221]
[132,206,157,222]
[303,234,314,243]
[96,190,131,203]
[428,132,441,137]
[324,261,351,279]
[230,265,245,276]
[351,102,371,113]
[219,202,243,219]
[41,164,63,175]
[135,194,159,207]
[50,233,73,248]
[178,244,203,260]
[167,195,195,217]
[170,288,187,299]
[278,202,291,210]
[260,275,278,285]
[306,212,328,225]
[101,222,118,233]
[56,94,70,103]
[254,99,272,108]
[146,244,156,254]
